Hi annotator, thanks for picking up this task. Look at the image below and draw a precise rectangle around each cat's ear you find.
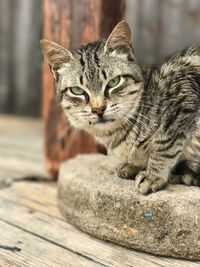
[104,21,133,57]
[40,39,73,80]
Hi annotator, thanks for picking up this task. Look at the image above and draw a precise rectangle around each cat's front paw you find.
[116,162,141,180]
[135,171,167,194]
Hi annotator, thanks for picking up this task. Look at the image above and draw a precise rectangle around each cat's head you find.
[40,21,143,137]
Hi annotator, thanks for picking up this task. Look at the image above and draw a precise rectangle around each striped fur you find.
[40,21,200,194]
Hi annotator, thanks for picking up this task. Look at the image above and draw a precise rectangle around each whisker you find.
[118,114,138,137]
[118,110,158,136]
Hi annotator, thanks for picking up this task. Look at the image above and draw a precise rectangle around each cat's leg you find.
[135,131,185,194]
[172,170,200,186]
[181,173,200,186]
[170,160,200,186]
[116,162,142,180]
[183,128,200,186]
[169,172,199,185]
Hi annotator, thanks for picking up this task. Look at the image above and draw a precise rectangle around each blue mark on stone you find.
[144,211,154,218]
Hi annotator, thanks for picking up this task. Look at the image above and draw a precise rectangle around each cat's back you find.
[155,45,200,99]
[174,45,200,70]
[162,45,200,75]
[148,45,200,132]
[180,45,200,57]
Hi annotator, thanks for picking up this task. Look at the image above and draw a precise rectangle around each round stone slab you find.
[58,154,200,260]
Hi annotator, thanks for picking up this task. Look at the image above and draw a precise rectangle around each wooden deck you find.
[0,115,199,267]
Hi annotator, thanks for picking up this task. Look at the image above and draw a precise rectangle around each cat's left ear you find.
[40,39,73,80]
[104,21,133,57]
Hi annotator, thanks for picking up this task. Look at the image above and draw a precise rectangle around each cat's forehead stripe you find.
[75,42,104,87]
[102,69,107,80]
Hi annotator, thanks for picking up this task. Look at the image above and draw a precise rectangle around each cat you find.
[40,21,200,194]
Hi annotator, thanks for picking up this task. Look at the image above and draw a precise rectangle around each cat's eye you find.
[107,76,121,89]
[70,87,85,95]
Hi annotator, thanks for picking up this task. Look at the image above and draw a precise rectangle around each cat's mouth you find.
[94,117,115,124]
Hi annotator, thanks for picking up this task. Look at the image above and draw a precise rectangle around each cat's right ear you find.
[40,39,73,80]
[104,21,134,58]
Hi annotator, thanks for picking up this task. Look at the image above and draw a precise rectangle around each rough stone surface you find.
[58,154,200,260]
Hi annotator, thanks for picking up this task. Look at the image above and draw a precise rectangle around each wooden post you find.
[42,0,125,176]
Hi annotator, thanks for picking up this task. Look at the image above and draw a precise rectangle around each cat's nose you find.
[91,106,106,116]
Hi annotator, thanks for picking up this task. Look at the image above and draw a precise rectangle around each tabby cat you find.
[40,21,200,194]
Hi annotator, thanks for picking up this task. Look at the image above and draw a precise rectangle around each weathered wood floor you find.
[0,115,199,267]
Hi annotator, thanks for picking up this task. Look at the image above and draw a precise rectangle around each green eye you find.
[70,87,85,95]
[107,76,121,88]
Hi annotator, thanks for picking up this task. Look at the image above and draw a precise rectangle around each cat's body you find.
[40,21,200,194]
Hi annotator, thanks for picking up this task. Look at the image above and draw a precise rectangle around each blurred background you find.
[0,0,199,117]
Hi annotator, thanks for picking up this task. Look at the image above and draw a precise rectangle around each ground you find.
[0,115,199,267]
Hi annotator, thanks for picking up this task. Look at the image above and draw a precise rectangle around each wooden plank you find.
[42,0,99,177]
[0,116,50,182]
[139,0,161,64]
[0,220,100,267]
[0,182,62,219]
[127,0,161,64]
[125,0,140,53]
[0,184,199,267]
[0,0,11,112]
[8,182,58,206]
[42,0,124,176]
[183,0,200,46]
[125,0,200,64]
[0,0,41,116]
[11,0,33,114]
[159,0,186,59]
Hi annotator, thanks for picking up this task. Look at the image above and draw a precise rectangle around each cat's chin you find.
[69,117,120,137]
[87,119,120,136]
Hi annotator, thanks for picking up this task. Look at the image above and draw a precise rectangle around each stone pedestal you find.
[58,154,200,260]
